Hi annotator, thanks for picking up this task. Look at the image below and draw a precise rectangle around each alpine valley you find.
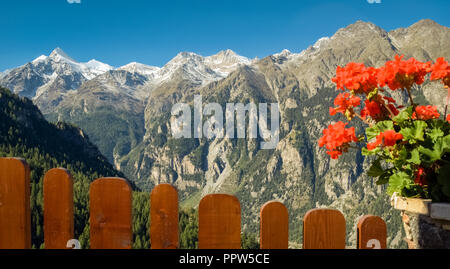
[2,19,449,248]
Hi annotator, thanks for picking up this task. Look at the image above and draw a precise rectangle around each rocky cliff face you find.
[117,19,449,248]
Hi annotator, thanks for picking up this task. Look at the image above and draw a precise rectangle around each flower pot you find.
[391,195,450,249]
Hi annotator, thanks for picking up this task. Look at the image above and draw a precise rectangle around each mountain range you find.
[0,46,253,164]
[1,18,449,248]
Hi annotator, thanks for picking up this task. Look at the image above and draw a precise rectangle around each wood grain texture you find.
[260,201,289,249]
[89,177,132,249]
[0,157,31,249]
[198,194,241,249]
[303,208,346,249]
[357,215,387,249]
[44,168,74,249]
[150,184,179,249]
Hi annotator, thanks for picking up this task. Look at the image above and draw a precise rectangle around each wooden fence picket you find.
[44,168,74,249]
[357,215,387,249]
[90,177,132,249]
[0,157,31,249]
[303,208,346,249]
[198,194,241,249]
[260,201,289,249]
[150,183,179,249]
[0,157,393,250]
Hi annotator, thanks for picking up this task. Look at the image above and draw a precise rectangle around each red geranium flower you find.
[429,57,450,88]
[360,99,382,119]
[327,150,341,159]
[377,55,431,90]
[412,105,440,120]
[367,133,383,150]
[366,130,403,150]
[447,114,450,123]
[329,92,361,117]
[383,130,404,146]
[332,62,378,94]
[318,121,358,159]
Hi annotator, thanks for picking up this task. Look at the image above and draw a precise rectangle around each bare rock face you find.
[388,19,450,61]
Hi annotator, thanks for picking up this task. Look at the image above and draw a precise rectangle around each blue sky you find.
[1,0,449,71]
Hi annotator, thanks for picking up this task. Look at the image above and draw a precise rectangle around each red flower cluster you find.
[332,62,378,94]
[367,130,403,151]
[329,92,361,117]
[323,56,449,161]
[318,121,358,159]
[429,57,450,88]
[333,56,448,92]
[447,114,450,123]
[377,55,431,90]
[412,105,440,120]
[360,99,382,119]
[359,96,399,121]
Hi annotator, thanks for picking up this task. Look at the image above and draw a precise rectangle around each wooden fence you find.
[0,157,387,249]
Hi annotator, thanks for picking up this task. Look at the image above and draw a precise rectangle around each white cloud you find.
[67,0,81,4]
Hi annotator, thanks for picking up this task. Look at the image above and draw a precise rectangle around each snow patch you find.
[117,62,160,75]
[32,55,48,63]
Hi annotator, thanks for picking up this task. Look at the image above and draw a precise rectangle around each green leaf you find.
[366,120,394,140]
[427,127,444,142]
[367,88,379,100]
[396,146,408,162]
[393,106,413,124]
[418,146,440,163]
[377,120,394,131]
[367,159,384,177]
[387,171,412,195]
[418,135,450,163]
[365,127,379,141]
[444,134,450,153]
[406,148,421,165]
[400,120,427,143]
[376,173,390,185]
[361,146,380,156]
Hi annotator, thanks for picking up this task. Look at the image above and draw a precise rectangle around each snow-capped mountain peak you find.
[32,55,48,63]
[47,48,114,79]
[0,47,114,99]
[49,47,76,62]
[273,49,292,58]
[117,62,160,76]
[206,49,250,64]
[82,59,114,79]
[2,47,251,103]
[28,48,114,79]
[166,52,204,68]
[205,49,251,76]
[312,37,330,50]
[153,50,251,85]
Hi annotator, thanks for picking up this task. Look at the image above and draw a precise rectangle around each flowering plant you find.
[319,56,450,202]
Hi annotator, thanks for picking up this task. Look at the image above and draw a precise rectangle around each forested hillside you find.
[0,86,258,249]
[0,86,125,248]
